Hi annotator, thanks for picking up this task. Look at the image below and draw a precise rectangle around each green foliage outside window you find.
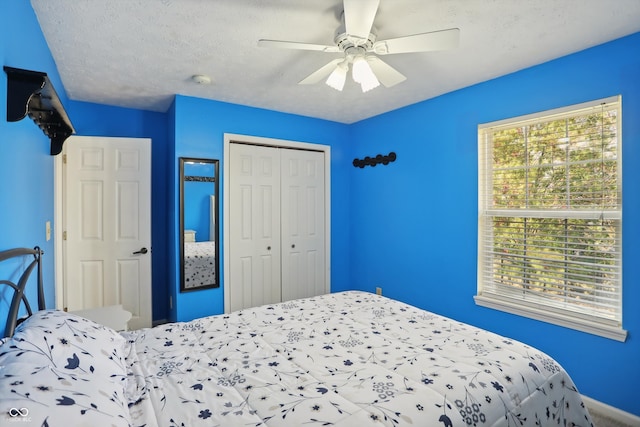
[484,104,620,320]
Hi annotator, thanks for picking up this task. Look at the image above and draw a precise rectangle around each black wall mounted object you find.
[353,151,396,168]
[4,66,75,155]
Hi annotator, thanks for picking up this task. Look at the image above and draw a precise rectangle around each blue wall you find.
[0,2,171,325]
[170,95,351,321]
[0,1,66,322]
[347,33,640,416]
[2,0,639,417]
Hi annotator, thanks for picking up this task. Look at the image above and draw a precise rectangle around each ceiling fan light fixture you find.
[360,75,380,92]
[258,0,460,93]
[326,62,348,91]
[352,55,379,92]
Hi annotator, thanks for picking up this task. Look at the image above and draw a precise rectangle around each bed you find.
[0,247,594,426]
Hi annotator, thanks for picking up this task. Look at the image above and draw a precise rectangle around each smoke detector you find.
[191,74,212,85]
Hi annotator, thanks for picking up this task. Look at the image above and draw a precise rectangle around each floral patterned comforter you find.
[124,291,592,426]
[0,291,593,426]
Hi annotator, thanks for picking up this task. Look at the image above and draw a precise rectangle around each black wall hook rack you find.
[4,66,75,155]
[353,152,396,168]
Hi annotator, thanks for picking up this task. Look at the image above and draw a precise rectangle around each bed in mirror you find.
[179,157,219,291]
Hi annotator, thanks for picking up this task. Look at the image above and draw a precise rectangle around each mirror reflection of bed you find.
[183,223,215,288]
[180,158,219,292]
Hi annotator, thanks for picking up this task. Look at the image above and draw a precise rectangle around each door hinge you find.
[62,154,67,164]
[63,231,67,240]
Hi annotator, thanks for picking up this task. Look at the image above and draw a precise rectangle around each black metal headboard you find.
[0,247,45,337]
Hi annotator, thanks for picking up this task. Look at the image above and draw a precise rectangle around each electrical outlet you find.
[375,287,382,296]
[45,221,51,241]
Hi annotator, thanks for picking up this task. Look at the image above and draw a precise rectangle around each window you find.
[476,96,625,341]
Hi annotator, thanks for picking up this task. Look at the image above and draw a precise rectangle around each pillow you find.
[0,310,131,426]
[0,362,131,426]
[8,309,127,377]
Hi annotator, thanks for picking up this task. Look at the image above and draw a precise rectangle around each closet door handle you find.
[133,247,148,255]
[267,246,271,251]
[291,244,295,248]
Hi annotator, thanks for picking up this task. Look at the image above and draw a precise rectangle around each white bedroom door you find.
[63,136,152,329]
[229,143,282,312]
[280,149,325,301]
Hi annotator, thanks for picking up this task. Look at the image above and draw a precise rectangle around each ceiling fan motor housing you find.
[335,31,376,55]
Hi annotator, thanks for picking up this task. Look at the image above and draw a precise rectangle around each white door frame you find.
[54,150,64,310]
[223,133,331,313]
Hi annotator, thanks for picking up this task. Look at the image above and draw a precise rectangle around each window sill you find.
[474,294,628,342]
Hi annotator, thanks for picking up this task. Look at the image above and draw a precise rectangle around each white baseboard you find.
[582,395,640,426]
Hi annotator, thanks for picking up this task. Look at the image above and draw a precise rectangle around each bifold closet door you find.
[229,143,326,311]
[280,149,325,301]
[229,144,282,312]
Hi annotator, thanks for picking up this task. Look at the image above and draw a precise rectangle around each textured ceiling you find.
[30,0,640,124]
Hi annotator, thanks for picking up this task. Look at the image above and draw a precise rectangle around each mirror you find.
[179,157,219,292]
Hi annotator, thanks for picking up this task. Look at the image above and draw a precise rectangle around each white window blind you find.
[476,96,626,341]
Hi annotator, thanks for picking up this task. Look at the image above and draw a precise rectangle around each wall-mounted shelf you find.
[4,66,75,155]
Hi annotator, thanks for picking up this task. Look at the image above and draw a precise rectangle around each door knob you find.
[133,247,148,255]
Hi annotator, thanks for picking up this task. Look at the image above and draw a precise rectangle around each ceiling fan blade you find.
[299,59,344,85]
[258,39,340,53]
[373,28,460,55]
[343,0,380,41]
[366,56,406,88]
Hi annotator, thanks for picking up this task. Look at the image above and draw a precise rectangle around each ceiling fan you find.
[258,0,459,92]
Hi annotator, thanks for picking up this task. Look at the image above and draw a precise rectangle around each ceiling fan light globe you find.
[360,77,380,92]
[326,65,347,91]
[351,55,369,84]
[352,55,380,91]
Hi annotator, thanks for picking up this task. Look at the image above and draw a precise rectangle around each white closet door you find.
[229,144,281,312]
[280,149,326,301]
